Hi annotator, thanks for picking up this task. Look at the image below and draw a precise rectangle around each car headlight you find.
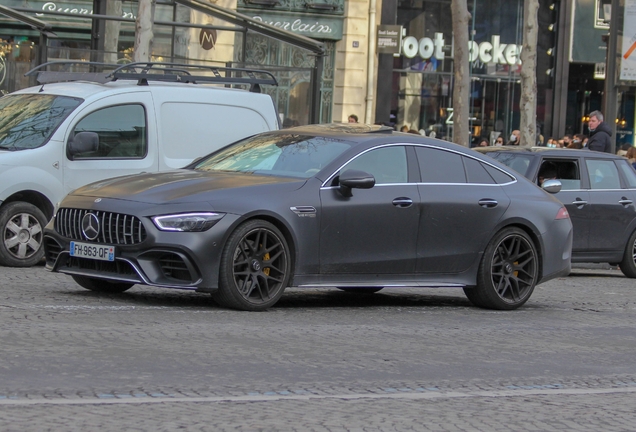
[151,212,225,232]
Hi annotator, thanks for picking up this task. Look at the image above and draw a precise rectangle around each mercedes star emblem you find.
[81,213,100,241]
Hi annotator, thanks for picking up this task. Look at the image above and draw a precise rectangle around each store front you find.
[381,0,556,145]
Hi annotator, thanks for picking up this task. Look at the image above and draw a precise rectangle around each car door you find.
[63,92,157,195]
[537,157,591,252]
[414,147,511,274]
[319,145,420,274]
[584,158,636,252]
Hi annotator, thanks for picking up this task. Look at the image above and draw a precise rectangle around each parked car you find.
[0,61,280,267]
[43,125,573,311]
[475,146,636,277]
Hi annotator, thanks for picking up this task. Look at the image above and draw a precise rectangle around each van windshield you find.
[0,94,82,151]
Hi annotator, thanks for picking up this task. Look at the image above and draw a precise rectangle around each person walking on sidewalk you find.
[587,110,612,153]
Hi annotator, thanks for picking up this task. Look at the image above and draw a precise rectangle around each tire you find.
[619,229,636,278]
[464,227,539,310]
[0,202,48,267]
[71,275,134,293]
[212,220,291,311]
[337,287,383,294]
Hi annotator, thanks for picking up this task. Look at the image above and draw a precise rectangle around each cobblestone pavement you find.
[1,266,635,431]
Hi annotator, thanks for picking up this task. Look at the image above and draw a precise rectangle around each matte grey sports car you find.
[43,124,573,311]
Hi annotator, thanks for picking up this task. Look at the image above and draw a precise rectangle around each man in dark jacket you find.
[586,110,612,153]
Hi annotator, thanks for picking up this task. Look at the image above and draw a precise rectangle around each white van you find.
[0,62,280,267]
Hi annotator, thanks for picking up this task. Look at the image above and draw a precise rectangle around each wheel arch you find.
[1,190,55,221]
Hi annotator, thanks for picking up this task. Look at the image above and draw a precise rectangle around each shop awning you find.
[173,0,325,55]
[0,4,57,38]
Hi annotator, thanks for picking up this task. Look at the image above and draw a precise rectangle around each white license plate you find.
[70,241,115,262]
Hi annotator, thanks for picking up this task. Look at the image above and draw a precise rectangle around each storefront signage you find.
[570,0,607,64]
[376,25,402,54]
[401,33,522,66]
[248,12,343,40]
[620,0,636,81]
[35,2,135,19]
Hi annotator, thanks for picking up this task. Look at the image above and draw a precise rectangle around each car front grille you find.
[55,208,147,245]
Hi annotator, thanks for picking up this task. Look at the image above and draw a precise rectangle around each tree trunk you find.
[133,0,156,63]
[104,0,122,64]
[451,0,471,147]
[519,0,539,146]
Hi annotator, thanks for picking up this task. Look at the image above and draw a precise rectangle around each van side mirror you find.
[338,169,375,197]
[68,132,99,159]
[542,179,562,194]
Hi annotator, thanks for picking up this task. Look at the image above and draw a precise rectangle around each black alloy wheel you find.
[71,275,134,293]
[465,227,538,310]
[214,220,291,311]
[619,229,636,278]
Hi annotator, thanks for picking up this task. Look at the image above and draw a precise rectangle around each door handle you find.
[572,199,588,207]
[619,198,633,206]
[392,197,413,208]
[478,199,498,208]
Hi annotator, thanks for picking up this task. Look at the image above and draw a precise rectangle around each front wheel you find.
[619,229,636,278]
[464,227,538,310]
[0,202,48,267]
[71,275,134,293]
[213,220,291,311]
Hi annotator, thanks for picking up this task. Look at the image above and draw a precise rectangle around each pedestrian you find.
[494,136,504,146]
[568,135,584,149]
[507,129,520,145]
[627,146,636,170]
[400,125,409,132]
[348,114,358,123]
[562,135,572,147]
[586,110,612,153]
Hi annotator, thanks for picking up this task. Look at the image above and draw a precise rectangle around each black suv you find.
[477,146,636,278]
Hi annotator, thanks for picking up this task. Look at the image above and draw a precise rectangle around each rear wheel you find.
[619,229,636,278]
[0,202,48,267]
[337,287,383,294]
[464,227,538,310]
[71,275,134,293]
[213,220,291,311]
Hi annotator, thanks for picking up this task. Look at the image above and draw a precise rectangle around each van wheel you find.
[464,227,538,310]
[0,202,48,267]
[71,275,134,293]
[619,229,636,278]
[213,220,291,311]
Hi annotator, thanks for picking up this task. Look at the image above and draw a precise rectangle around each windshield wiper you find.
[0,145,14,151]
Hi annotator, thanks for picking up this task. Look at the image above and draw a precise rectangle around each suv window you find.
[538,159,581,190]
[618,160,636,188]
[70,104,147,159]
[343,146,408,184]
[586,159,621,190]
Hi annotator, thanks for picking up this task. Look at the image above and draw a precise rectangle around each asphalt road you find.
[1,265,635,431]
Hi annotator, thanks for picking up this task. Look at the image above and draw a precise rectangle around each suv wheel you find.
[620,229,636,278]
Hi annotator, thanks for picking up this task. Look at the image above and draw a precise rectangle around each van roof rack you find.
[25,61,278,92]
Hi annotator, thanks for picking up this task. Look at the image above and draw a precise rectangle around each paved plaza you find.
[0,265,635,431]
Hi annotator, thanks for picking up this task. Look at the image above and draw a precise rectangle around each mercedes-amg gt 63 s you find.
[43,124,573,311]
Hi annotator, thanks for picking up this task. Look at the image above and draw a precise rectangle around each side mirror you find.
[542,179,562,194]
[338,169,375,197]
[68,132,99,159]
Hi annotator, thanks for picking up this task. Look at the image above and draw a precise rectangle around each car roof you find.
[475,145,622,159]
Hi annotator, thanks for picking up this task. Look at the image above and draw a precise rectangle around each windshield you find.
[194,133,353,178]
[486,152,534,177]
[0,94,82,151]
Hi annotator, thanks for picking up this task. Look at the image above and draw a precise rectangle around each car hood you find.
[71,170,305,204]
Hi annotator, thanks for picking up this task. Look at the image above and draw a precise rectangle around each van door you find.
[63,92,157,195]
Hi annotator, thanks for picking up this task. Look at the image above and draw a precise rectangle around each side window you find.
[341,146,408,184]
[618,160,636,188]
[70,104,147,159]
[586,159,621,190]
[483,164,515,184]
[416,147,466,183]
[463,156,495,184]
[538,159,581,190]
